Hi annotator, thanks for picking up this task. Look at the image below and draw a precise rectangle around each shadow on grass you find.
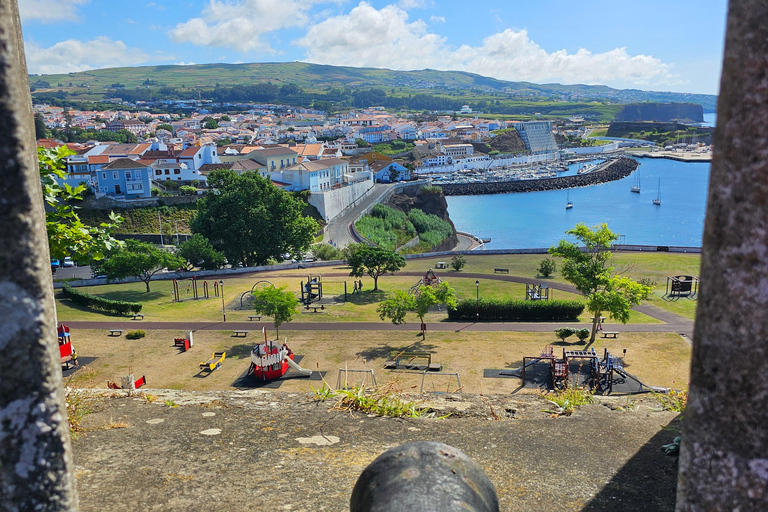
[356,340,438,361]
[582,416,682,511]
[345,290,387,306]
[227,343,254,360]
[58,299,136,318]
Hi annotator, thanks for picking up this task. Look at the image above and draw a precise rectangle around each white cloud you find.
[429,15,445,23]
[398,0,429,8]
[174,61,197,66]
[171,0,319,53]
[18,0,89,23]
[25,37,150,74]
[297,2,675,89]
[296,3,447,70]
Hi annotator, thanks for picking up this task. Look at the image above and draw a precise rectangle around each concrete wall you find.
[308,178,375,222]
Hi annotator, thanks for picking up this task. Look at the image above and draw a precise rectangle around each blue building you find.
[95,158,152,199]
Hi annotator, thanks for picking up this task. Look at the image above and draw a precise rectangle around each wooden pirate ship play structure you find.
[247,328,312,381]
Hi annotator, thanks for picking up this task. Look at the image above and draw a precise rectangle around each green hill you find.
[30,62,718,116]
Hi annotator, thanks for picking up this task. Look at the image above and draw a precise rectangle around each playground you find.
[56,252,698,395]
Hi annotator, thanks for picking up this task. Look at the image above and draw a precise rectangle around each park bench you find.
[109,329,123,337]
[494,268,509,274]
[232,330,249,337]
[132,314,145,320]
[248,315,262,321]
[602,331,619,339]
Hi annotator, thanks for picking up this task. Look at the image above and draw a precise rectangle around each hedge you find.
[62,283,142,315]
[447,298,584,322]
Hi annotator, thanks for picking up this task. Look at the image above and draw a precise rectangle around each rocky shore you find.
[440,156,639,196]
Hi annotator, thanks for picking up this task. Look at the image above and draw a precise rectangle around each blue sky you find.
[19,0,727,95]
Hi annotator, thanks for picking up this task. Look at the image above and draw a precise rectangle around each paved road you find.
[324,183,394,248]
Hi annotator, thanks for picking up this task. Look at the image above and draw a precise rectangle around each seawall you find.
[440,156,639,196]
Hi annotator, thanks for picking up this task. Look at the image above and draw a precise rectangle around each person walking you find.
[353,281,358,294]
[358,280,363,292]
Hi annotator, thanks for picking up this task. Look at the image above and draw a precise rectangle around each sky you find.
[19,0,728,95]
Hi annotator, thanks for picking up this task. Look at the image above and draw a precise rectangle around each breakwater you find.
[440,157,639,196]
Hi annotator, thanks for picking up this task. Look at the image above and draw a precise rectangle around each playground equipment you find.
[239,280,275,308]
[408,269,442,294]
[174,331,194,352]
[57,323,77,369]
[420,372,462,393]
[525,283,549,301]
[108,374,146,390]
[172,276,212,302]
[247,328,312,380]
[514,345,668,394]
[300,275,323,305]
[384,351,442,371]
[200,352,226,372]
[336,368,377,389]
[664,275,699,300]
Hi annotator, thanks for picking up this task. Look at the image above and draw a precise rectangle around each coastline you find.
[631,150,712,162]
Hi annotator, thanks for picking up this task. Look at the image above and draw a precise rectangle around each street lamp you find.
[475,280,480,322]
[219,280,226,322]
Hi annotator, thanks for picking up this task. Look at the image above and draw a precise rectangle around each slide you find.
[614,368,669,393]
[284,356,312,377]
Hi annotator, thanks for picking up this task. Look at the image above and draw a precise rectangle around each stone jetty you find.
[440,156,639,196]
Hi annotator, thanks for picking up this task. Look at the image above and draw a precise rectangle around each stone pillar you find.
[0,1,79,510]
[676,0,768,509]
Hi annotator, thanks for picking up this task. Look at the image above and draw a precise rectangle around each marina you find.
[445,157,710,249]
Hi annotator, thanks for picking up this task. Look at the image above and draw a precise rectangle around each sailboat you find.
[565,190,573,209]
[630,173,641,193]
[653,179,661,206]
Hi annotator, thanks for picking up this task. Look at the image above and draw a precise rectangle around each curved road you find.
[324,183,394,248]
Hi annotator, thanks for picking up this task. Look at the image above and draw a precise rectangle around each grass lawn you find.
[66,329,690,395]
[54,260,661,324]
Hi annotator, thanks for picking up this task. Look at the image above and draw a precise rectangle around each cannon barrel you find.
[350,441,499,512]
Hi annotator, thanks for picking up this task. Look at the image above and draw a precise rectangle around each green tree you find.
[538,258,557,277]
[377,282,457,337]
[450,254,466,271]
[34,113,47,140]
[156,123,174,133]
[39,146,123,262]
[347,245,406,291]
[178,234,225,270]
[203,116,218,129]
[250,286,299,336]
[355,138,369,148]
[191,169,318,267]
[101,239,186,292]
[549,223,651,342]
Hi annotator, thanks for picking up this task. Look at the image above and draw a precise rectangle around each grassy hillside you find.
[31,62,718,112]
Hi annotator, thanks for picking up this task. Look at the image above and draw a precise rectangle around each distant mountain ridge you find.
[31,61,717,111]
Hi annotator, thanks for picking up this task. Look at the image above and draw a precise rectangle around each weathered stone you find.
[676,1,768,509]
[0,1,78,509]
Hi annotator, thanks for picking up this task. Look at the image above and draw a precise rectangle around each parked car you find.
[51,259,60,273]
[62,257,75,268]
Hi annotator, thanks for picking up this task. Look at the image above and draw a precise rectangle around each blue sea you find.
[445,157,710,249]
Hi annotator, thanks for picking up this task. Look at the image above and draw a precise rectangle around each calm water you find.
[446,157,710,248]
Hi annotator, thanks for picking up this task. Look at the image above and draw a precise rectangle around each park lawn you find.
[66,329,690,395]
[54,255,665,324]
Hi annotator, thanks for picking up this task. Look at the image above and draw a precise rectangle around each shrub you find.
[575,328,590,343]
[179,185,197,196]
[450,254,466,271]
[538,258,557,277]
[313,243,342,261]
[447,299,584,322]
[420,185,442,194]
[126,330,146,340]
[554,328,575,342]
[62,283,142,315]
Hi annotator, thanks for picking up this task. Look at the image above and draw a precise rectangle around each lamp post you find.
[219,280,226,322]
[475,280,480,323]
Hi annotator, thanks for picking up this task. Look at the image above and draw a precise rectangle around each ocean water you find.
[445,157,710,249]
